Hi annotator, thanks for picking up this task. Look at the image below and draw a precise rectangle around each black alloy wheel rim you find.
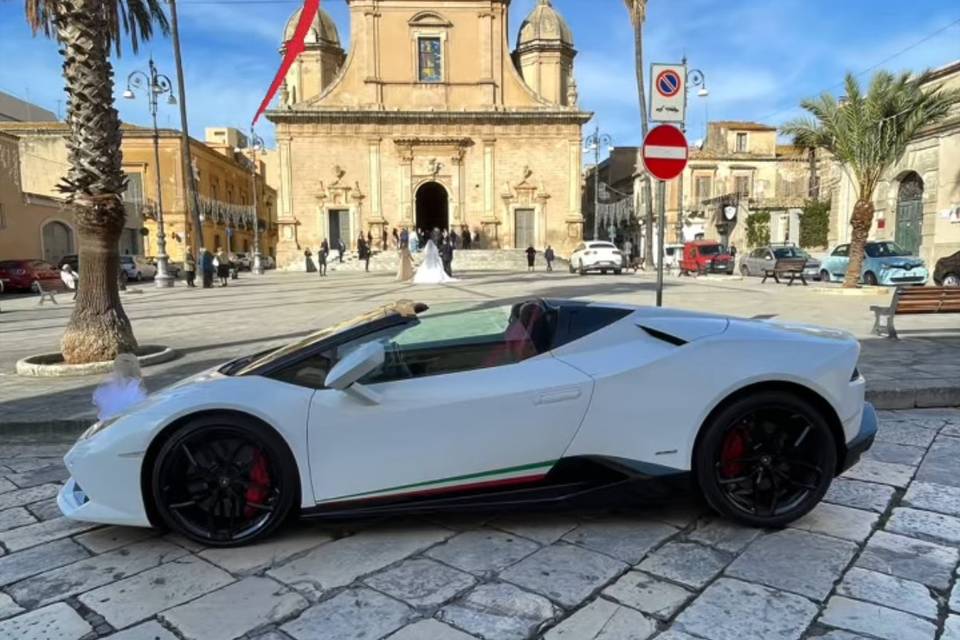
[159,428,282,543]
[715,407,828,518]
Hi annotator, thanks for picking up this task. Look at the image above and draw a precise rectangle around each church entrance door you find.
[328,209,350,248]
[415,182,449,234]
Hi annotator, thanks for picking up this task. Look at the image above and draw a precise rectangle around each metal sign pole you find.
[656,179,666,307]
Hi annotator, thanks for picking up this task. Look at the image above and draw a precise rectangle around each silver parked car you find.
[740,244,821,281]
[120,255,157,281]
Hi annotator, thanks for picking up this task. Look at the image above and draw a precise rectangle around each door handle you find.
[535,387,582,405]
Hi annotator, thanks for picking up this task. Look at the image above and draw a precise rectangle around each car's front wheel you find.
[943,273,960,287]
[820,270,831,283]
[151,416,298,547]
[740,265,750,277]
[695,391,836,528]
[863,272,878,286]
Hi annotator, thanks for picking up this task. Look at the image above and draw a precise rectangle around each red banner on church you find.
[251,0,320,125]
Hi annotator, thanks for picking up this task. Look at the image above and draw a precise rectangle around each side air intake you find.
[639,326,687,346]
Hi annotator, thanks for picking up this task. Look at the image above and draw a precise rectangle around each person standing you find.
[183,251,196,287]
[357,234,370,272]
[397,243,414,282]
[440,239,454,277]
[366,230,374,252]
[525,245,537,272]
[409,229,419,253]
[400,227,409,250]
[544,245,555,272]
[337,239,345,263]
[318,239,329,277]
[624,239,633,271]
[392,227,400,250]
[215,248,229,286]
[304,247,316,273]
[200,248,214,288]
[462,226,472,250]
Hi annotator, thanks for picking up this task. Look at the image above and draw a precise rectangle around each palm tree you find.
[24,0,169,363]
[624,0,655,268]
[782,71,960,288]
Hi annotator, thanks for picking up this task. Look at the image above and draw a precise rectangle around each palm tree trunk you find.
[844,198,874,288]
[55,0,138,363]
[631,11,655,269]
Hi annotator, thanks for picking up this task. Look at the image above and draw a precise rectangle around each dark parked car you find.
[0,259,62,292]
[934,250,960,287]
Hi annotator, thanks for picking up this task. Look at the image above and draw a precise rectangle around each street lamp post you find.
[124,58,177,288]
[676,58,708,243]
[248,129,265,275]
[584,125,613,241]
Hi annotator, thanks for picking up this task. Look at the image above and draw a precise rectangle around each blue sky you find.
[1,0,957,149]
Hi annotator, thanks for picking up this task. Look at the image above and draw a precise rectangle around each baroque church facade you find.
[267,0,591,268]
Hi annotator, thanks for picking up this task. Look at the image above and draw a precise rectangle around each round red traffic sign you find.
[655,69,682,97]
[642,124,688,181]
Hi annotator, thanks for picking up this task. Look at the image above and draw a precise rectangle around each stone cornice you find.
[267,108,593,126]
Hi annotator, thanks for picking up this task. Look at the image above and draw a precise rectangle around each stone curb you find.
[814,286,889,296]
[15,345,178,378]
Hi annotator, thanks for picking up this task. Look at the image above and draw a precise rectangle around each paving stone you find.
[637,542,729,589]
[364,558,475,609]
[789,503,878,543]
[685,518,762,553]
[855,530,958,590]
[875,422,940,448]
[864,442,926,466]
[8,539,188,609]
[0,592,24,619]
[903,481,960,517]
[387,619,476,640]
[281,587,412,640]
[818,596,936,640]
[810,632,873,640]
[160,577,308,640]
[6,464,70,489]
[0,458,56,474]
[162,532,207,552]
[841,459,915,488]
[726,529,857,601]
[0,538,89,587]
[943,423,960,438]
[0,478,16,494]
[25,498,62,521]
[885,506,960,545]
[78,555,235,629]
[651,632,701,640]
[602,571,694,621]
[915,436,960,488]
[0,602,92,640]
[438,582,557,640]
[499,543,626,608]
[952,580,960,613]
[491,514,578,544]
[824,478,896,513]
[0,484,60,511]
[199,526,333,575]
[267,525,451,599]
[836,567,937,620]
[674,578,818,640]
[103,620,179,639]
[0,506,37,532]
[0,516,98,552]
[944,615,960,640]
[425,529,540,576]
[562,518,677,564]
[0,444,70,458]
[543,597,656,640]
[648,503,706,529]
[74,526,158,554]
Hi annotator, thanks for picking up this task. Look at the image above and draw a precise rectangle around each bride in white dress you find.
[413,240,455,284]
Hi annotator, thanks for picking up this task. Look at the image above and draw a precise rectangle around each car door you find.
[827,245,849,280]
[305,305,594,506]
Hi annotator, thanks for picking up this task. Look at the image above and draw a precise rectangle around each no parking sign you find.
[650,62,686,123]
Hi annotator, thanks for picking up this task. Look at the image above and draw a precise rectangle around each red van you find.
[679,241,734,275]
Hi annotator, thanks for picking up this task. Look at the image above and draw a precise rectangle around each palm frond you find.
[24,0,169,54]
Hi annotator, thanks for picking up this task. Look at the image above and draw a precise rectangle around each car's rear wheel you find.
[863,272,878,286]
[819,270,830,283]
[943,273,960,287]
[151,417,298,547]
[695,391,836,528]
[578,261,586,276]
[569,263,575,274]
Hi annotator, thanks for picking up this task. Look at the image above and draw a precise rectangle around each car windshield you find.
[866,242,910,258]
[121,257,134,264]
[773,247,807,259]
[698,245,722,256]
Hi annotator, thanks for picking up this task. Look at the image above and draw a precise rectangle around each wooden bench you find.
[761,257,808,286]
[871,286,960,338]
[35,280,58,305]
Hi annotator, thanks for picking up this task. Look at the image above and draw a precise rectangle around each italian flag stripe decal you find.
[319,460,557,505]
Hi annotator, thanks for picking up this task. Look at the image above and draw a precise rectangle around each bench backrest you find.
[892,286,960,315]
[773,257,807,272]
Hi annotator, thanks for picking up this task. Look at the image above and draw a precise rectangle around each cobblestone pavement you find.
[0,408,957,639]
[1,271,959,428]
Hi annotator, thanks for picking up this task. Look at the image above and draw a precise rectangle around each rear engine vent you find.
[640,326,688,346]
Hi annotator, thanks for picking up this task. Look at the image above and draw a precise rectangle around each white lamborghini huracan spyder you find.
[59,299,876,546]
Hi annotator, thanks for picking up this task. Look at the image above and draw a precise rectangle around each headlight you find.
[80,416,120,440]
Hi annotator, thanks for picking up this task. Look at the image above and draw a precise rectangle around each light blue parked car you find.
[820,241,928,286]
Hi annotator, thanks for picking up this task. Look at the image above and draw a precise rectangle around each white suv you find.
[569,241,624,275]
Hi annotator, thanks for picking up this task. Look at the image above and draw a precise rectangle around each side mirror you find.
[324,341,385,403]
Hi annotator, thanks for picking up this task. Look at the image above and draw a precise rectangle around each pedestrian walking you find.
[440,239,454,277]
[392,227,400,250]
[545,245,555,272]
[525,245,537,272]
[400,227,409,250]
[397,244,414,282]
[367,231,373,251]
[200,248,214,288]
[318,239,329,277]
[304,247,316,273]
[183,251,196,287]
[409,229,419,253]
[215,248,229,286]
[337,239,345,263]
[60,264,79,299]
[624,240,633,271]
[358,235,371,272]
[462,226,472,250]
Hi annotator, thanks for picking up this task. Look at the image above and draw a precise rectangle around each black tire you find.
[578,261,586,276]
[569,263,575,274]
[151,415,299,547]
[740,265,750,277]
[695,390,836,528]
[614,269,622,275]
[863,272,878,286]
[943,273,960,287]
[600,269,607,275]
[135,271,143,282]
[820,270,830,283]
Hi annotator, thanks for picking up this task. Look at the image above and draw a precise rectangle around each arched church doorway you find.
[42,220,74,265]
[415,182,449,233]
[895,172,923,256]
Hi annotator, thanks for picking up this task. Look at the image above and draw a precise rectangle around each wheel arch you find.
[691,380,847,481]
[139,408,303,528]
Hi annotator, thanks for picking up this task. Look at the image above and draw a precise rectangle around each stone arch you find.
[40,219,75,265]
[895,171,924,256]
[415,181,449,234]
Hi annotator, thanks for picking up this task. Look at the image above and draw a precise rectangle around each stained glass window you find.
[418,37,442,83]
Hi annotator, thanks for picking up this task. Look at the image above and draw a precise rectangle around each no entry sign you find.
[642,124,688,181]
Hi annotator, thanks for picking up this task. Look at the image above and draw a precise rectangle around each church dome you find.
[517,0,574,49]
[283,6,341,48]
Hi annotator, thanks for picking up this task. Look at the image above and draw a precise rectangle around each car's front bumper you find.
[878,268,928,285]
[58,437,152,527]
[839,402,877,473]
[584,260,622,271]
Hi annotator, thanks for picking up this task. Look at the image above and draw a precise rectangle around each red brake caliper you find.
[244,451,271,519]
[720,429,747,478]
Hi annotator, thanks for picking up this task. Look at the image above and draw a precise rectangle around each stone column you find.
[451,150,464,224]
[482,139,499,247]
[478,11,494,103]
[399,146,414,224]
[368,138,382,222]
[279,137,294,222]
